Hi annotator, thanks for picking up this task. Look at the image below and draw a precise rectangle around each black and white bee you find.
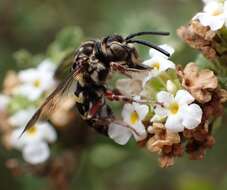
[21,31,170,136]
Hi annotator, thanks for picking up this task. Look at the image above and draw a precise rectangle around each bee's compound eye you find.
[110,43,128,60]
[83,45,93,56]
[107,35,124,44]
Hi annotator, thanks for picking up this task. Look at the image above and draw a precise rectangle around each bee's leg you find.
[87,100,103,119]
[104,89,149,104]
[87,102,140,136]
[87,103,114,135]
[110,62,144,78]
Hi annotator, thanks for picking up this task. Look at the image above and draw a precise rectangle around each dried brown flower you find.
[3,71,20,95]
[146,123,181,154]
[218,89,227,103]
[146,123,182,168]
[184,123,215,160]
[178,63,218,103]
[202,90,224,119]
[0,111,13,149]
[177,20,217,59]
[159,155,174,168]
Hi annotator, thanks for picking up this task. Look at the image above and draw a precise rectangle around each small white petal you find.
[194,13,225,31]
[175,90,194,105]
[159,58,176,72]
[156,91,174,106]
[182,104,203,130]
[131,122,147,141]
[22,141,50,164]
[38,59,56,73]
[154,105,168,117]
[14,84,43,101]
[108,123,132,145]
[9,108,36,127]
[204,1,223,14]
[147,126,154,134]
[10,128,26,149]
[133,103,149,120]
[143,57,175,74]
[18,69,38,83]
[38,122,57,143]
[122,103,135,124]
[165,115,184,133]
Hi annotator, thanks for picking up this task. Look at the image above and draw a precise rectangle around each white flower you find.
[14,59,56,101]
[142,44,175,86]
[151,90,203,133]
[10,122,57,148]
[202,0,224,5]
[8,108,36,128]
[0,95,10,112]
[10,122,57,164]
[22,141,50,165]
[193,1,227,31]
[108,101,149,145]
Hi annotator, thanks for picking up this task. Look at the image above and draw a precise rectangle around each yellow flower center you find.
[27,126,37,136]
[130,111,139,125]
[33,79,41,88]
[152,63,160,70]
[168,102,179,115]
[212,9,222,16]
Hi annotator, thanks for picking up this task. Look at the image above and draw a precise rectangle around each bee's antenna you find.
[125,31,170,41]
[127,39,170,57]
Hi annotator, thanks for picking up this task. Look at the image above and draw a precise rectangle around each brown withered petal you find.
[203,91,224,119]
[179,63,218,103]
[159,155,174,168]
[177,20,217,60]
[146,123,180,154]
[184,122,215,160]
[218,89,227,103]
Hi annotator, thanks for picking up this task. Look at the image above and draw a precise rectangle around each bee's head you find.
[97,31,170,64]
[99,34,132,62]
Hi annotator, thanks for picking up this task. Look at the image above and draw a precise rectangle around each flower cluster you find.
[108,45,226,167]
[0,60,58,164]
[193,0,227,31]
[178,0,227,62]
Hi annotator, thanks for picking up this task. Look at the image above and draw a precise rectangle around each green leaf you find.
[47,26,84,63]
[90,144,128,169]
[177,175,215,190]
[13,50,44,69]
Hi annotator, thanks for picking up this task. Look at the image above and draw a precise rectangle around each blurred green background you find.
[1,0,227,190]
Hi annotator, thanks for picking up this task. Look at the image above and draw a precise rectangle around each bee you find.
[21,31,170,136]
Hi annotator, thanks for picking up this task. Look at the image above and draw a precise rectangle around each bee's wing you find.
[20,67,83,136]
[54,51,75,80]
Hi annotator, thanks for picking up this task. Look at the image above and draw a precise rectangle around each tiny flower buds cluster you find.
[109,45,226,168]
